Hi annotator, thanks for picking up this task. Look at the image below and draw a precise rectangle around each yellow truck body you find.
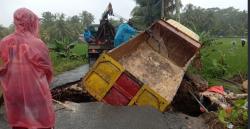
[83,19,201,112]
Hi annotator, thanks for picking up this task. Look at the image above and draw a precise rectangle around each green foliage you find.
[50,43,88,75]
[218,99,248,128]
[51,38,77,58]
[180,5,248,37]
[0,25,13,39]
[199,31,217,47]
[39,11,93,74]
[40,11,94,44]
[0,10,93,74]
[131,0,178,29]
[200,37,248,80]
[109,18,123,28]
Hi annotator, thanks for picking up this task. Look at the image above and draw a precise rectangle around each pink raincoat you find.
[0,8,55,128]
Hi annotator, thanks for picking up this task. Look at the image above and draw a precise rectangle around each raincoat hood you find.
[14,8,40,37]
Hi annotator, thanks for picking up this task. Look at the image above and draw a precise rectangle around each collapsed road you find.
[50,64,89,89]
[0,102,208,129]
[0,19,230,129]
[0,63,222,129]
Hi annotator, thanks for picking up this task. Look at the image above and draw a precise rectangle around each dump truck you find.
[82,19,201,112]
[84,3,115,66]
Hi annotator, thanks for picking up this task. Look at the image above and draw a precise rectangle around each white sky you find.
[0,0,248,27]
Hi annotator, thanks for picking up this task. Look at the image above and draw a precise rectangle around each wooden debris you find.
[65,84,83,92]
[188,89,209,112]
[219,78,242,87]
[52,99,76,112]
[200,91,248,110]
[242,80,248,93]
[225,92,248,100]
[200,91,229,109]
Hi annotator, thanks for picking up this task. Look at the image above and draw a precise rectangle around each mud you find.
[200,112,226,129]
[172,75,217,116]
[51,83,96,103]
[119,42,184,102]
[172,77,202,116]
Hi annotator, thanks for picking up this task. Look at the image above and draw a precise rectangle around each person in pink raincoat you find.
[0,8,55,129]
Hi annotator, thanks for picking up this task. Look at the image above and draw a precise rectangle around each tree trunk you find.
[161,0,165,18]
[175,0,180,22]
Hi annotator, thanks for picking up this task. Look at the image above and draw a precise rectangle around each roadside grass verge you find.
[50,43,88,75]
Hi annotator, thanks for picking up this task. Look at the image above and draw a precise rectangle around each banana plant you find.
[51,38,77,58]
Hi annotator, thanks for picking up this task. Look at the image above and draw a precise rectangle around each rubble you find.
[200,91,230,110]
[51,83,96,103]
[172,74,209,116]
[185,73,208,92]
[200,86,248,110]
[200,112,225,129]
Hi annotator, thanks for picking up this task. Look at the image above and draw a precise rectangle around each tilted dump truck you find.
[82,19,201,112]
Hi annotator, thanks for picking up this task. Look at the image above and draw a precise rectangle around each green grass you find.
[201,38,248,78]
[71,43,88,55]
[189,37,248,92]
[188,37,248,128]
[50,43,88,75]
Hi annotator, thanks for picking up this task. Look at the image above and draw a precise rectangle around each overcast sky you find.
[0,0,248,27]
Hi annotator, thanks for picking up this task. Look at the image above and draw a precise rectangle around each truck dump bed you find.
[83,19,201,112]
[117,42,185,102]
[108,19,201,103]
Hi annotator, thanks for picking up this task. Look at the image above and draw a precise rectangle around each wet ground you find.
[0,65,212,129]
[50,64,89,89]
[0,102,208,129]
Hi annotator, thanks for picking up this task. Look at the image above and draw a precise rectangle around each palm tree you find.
[131,0,180,29]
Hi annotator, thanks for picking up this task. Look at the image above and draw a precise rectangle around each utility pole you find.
[176,0,180,22]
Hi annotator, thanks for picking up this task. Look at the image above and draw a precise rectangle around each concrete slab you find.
[50,64,89,89]
[1,102,208,129]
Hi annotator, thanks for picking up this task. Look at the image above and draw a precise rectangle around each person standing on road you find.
[0,8,55,129]
[241,38,247,47]
[83,29,95,43]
